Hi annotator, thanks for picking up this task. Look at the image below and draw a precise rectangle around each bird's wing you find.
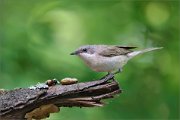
[115,46,137,49]
[98,46,137,57]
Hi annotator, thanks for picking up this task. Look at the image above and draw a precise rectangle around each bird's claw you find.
[100,72,114,82]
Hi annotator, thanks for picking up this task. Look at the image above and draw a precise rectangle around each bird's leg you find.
[107,72,115,77]
[100,72,110,80]
[114,68,123,74]
[99,72,114,81]
[103,72,114,81]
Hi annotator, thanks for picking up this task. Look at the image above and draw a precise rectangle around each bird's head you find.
[70,45,96,56]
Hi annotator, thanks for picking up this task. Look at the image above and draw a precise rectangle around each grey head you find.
[70,45,97,56]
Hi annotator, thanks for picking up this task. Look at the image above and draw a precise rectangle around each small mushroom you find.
[60,78,78,85]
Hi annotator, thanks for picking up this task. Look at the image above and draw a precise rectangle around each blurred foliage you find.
[0,0,179,119]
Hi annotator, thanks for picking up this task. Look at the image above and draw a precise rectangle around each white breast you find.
[79,53,129,72]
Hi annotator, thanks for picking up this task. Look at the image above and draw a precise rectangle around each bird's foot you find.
[100,72,114,81]
[104,73,114,81]
[106,72,114,77]
[100,68,122,80]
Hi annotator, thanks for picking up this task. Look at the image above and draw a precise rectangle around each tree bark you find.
[0,74,122,120]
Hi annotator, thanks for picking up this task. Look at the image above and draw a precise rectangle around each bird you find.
[70,45,162,74]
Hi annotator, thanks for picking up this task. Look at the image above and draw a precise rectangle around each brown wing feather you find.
[99,46,137,57]
[115,46,137,49]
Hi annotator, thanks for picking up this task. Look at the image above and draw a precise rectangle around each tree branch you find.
[0,74,122,120]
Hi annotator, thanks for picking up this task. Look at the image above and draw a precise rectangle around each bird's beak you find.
[70,51,78,55]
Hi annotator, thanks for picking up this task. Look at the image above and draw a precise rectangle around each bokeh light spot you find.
[145,2,170,27]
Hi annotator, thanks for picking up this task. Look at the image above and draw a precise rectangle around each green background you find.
[0,0,179,119]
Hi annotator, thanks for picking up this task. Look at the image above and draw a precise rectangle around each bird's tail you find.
[127,47,163,59]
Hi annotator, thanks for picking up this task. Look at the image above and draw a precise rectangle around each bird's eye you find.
[82,48,87,52]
